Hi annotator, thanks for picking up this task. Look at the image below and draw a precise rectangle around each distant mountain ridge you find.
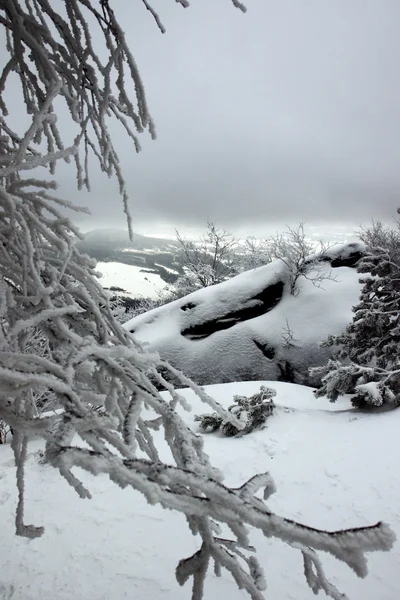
[78,228,178,252]
[76,228,181,284]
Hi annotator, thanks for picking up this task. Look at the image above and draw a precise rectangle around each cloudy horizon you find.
[51,1,400,237]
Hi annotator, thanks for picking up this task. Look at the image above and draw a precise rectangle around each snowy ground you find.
[96,261,167,298]
[0,381,399,600]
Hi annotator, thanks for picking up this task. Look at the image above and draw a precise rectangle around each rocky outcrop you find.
[124,242,364,386]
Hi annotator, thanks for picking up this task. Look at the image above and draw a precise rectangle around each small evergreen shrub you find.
[195,386,276,436]
[312,217,400,409]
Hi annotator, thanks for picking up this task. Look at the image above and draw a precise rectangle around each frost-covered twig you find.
[264,223,336,295]
[0,0,155,238]
[296,544,349,600]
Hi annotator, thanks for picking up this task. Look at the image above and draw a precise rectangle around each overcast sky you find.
[55,2,400,236]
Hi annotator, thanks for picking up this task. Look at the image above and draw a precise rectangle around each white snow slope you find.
[1,381,399,600]
[96,261,166,298]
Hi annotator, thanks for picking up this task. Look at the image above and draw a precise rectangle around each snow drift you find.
[123,243,364,386]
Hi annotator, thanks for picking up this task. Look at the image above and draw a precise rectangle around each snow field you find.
[0,381,398,600]
[96,262,167,299]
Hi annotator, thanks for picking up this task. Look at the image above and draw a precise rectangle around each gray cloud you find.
[40,1,400,232]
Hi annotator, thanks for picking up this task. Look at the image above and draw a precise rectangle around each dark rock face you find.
[123,242,364,387]
[305,242,364,270]
[181,282,284,340]
[252,339,276,360]
[181,302,197,312]
[330,251,363,268]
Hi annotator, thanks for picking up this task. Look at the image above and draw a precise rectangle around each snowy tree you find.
[156,223,333,306]
[237,236,274,271]
[0,2,395,599]
[174,221,239,294]
[263,223,335,295]
[313,217,400,408]
[235,224,336,295]
[110,294,162,322]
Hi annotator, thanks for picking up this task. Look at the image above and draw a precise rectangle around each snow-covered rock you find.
[123,243,364,385]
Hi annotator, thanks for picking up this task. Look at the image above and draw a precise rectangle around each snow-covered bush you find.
[264,223,336,295]
[173,222,239,295]
[196,386,276,436]
[313,218,400,408]
[110,295,162,322]
[0,2,395,599]
[162,270,206,301]
[170,223,334,301]
[237,236,274,271]
[0,418,11,444]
